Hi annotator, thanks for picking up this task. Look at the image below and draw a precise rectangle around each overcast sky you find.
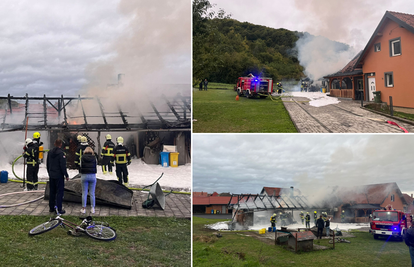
[193,135,414,196]
[212,0,414,51]
[0,0,190,97]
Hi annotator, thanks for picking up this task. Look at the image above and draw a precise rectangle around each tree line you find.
[193,0,304,86]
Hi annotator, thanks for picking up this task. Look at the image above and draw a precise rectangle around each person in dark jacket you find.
[199,80,203,91]
[204,78,208,91]
[46,139,69,214]
[316,215,325,239]
[101,134,115,175]
[325,217,331,236]
[405,216,414,267]
[80,147,97,214]
[23,138,39,190]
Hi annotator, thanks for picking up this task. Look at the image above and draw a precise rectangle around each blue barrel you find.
[211,210,214,214]
[160,152,170,167]
[0,170,8,183]
[273,227,276,232]
[268,227,272,232]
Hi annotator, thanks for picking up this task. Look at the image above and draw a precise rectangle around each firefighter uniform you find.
[75,136,89,171]
[314,211,318,226]
[23,138,39,190]
[113,137,131,186]
[32,132,43,188]
[101,134,115,174]
[305,212,311,228]
[300,211,305,225]
[341,210,345,223]
[322,212,327,221]
[270,213,277,227]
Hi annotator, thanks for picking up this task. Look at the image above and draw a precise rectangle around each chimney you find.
[290,186,294,196]
[411,194,413,198]
[118,73,124,86]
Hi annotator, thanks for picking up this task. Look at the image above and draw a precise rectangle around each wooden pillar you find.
[352,77,355,100]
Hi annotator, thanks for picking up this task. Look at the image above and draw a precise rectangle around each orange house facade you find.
[325,11,414,109]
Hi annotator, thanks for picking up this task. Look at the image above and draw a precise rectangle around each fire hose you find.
[11,151,49,186]
[0,191,44,208]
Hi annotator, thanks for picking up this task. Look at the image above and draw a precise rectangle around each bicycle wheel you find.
[29,219,61,235]
[85,225,116,241]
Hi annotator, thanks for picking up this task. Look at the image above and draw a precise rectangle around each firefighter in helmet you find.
[322,212,328,221]
[101,134,115,174]
[305,212,311,228]
[314,211,318,226]
[270,213,277,227]
[300,211,305,225]
[76,135,82,146]
[276,82,283,94]
[113,136,131,187]
[23,138,39,190]
[341,210,345,223]
[75,136,89,171]
[32,132,42,186]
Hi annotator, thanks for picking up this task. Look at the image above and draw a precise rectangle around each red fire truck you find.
[235,75,273,98]
[370,209,409,240]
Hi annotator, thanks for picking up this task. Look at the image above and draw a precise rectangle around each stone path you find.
[282,97,414,133]
[0,181,190,218]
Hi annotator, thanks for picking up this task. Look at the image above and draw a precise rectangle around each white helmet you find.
[25,138,33,146]
[81,136,87,143]
[77,135,82,141]
[117,136,124,144]
[106,134,112,140]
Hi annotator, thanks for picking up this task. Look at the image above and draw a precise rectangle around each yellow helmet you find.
[273,213,276,216]
[279,212,282,215]
[314,211,317,213]
[342,210,345,213]
[106,134,112,140]
[33,132,41,139]
[81,136,87,143]
[117,136,124,144]
[307,212,309,214]
[77,135,82,141]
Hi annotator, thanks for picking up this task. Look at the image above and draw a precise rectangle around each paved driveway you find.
[282,97,414,133]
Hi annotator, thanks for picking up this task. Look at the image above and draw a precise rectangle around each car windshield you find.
[372,211,399,222]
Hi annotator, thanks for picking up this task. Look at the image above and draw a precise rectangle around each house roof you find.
[193,192,208,197]
[403,193,414,205]
[335,182,407,207]
[324,51,363,78]
[192,195,232,205]
[193,196,210,205]
[355,11,414,67]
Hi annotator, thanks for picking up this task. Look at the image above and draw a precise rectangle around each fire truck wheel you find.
[373,234,378,240]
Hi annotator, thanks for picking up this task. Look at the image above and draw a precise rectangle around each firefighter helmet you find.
[279,212,282,215]
[106,134,112,140]
[81,136,87,143]
[273,213,276,217]
[25,138,32,146]
[314,211,317,213]
[301,211,304,213]
[342,210,345,213]
[77,135,82,141]
[33,132,41,139]
[307,212,309,214]
[117,136,124,144]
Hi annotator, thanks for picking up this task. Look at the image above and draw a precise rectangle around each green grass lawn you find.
[365,103,414,121]
[0,215,190,267]
[193,83,297,133]
[193,216,411,267]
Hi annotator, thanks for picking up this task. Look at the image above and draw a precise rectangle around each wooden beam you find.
[163,94,180,120]
[96,97,108,129]
[43,95,47,127]
[62,95,68,126]
[78,95,88,129]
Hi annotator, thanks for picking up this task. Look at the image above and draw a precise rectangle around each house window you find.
[374,43,381,52]
[385,72,394,87]
[391,194,395,202]
[389,37,401,56]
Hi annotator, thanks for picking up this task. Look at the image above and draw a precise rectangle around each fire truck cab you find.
[235,75,273,98]
[370,209,408,240]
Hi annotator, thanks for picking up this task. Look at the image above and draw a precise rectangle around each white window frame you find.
[385,72,394,87]
[390,38,401,56]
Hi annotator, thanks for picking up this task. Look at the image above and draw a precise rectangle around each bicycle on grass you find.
[28,207,117,241]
